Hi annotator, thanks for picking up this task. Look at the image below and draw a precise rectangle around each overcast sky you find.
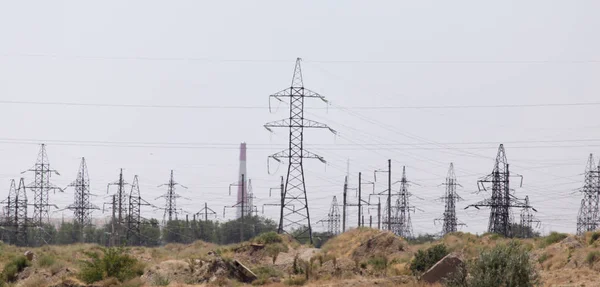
[0,1,599,236]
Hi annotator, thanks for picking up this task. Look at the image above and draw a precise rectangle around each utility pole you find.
[196,202,217,222]
[226,174,257,242]
[264,58,336,244]
[374,160,393,231]
[358,173,362,227]
[388,160,391,231]
[107,169,129,245]
[466,144,535,237]
[342,176,347,232]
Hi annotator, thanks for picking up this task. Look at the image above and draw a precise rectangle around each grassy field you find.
[1,229,599,286]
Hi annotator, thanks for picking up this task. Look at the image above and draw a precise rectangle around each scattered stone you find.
[24,250,34,261]
[421,253,465,284]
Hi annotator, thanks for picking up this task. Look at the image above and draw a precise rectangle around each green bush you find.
[539,232,567,248]
[409,244,449,276]
[1,256,30,282]
[253,232,282,245]
[448,241,538,287]
[78,247,144,284]
[367,255,388,273]
[537,253,549,264]
[284,276,307,286]
[585,251,600,266]
[37,254,56,268]
[150,273,171,286]
[589,232,600,245]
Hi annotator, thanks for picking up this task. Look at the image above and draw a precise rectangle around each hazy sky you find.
[0,1,599,235]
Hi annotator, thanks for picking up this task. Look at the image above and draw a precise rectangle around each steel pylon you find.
[576,154,599,235]
[435,163,465,235]
[466,144,535,237]
[67,158,99,236]
[264,58,335,244]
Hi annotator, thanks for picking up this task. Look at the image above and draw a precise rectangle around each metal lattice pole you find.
[158,170,187,224]
[24,144,62,245]
[67,158,99,240]
[15,178,28,246]
[436,163,465,235]
[576,154,599,235]
[466,144,535,237]
[264,58,335,244]
[127,175,141,245]
[519,196,540,238]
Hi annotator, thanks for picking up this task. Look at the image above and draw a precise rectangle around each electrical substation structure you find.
[264,58,335,244]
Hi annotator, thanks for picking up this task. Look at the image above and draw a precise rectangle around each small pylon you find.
[435,163,465,235]
[519,196,540,238]
[23,144,62,241]
[67,158,99,239]
[576,154,599,235]
[14,178,28,246]
[127,175,142,245]
[158,170,187,224]
[317,196,341,235]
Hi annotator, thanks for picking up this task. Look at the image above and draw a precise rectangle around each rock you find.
[561,236,583,249]
[24,250,34,261]
[421,253,465,284]
[231,260,258,283]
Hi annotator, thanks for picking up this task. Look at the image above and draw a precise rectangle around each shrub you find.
[367,255,388,273]
[451,241,538,287]
[254,232,282,245]
[537,253,549,264]
[589,232,600,245]
[150,273,171,286]
[78,247,144,284]
[585,251,600,266]
[37,254,56,268]
[284,276,307,286]
[539,232,567,248]
[1,256,30,282]
[265,243,288,264]
[409,244,449,276]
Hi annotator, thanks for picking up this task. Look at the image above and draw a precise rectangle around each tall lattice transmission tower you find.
[519,196,540,238]
[23,144,62,244]
[435,163,464,235]
[158,170,187,223]
[466,144,534,237]
[264,58,335,244]
[576,154,599,235]
[0,180,17,242]
[395,166,414,239]
[67,158,99,235]
[14,179,28,245]
[128,175,142,244]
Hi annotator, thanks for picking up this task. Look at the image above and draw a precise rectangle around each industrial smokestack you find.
[236,143,247,219]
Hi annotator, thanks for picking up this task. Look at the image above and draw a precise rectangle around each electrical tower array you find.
[466,144,537,237]
[264,58,335,244]
[435,163,465,236]
[576,154,600,235]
